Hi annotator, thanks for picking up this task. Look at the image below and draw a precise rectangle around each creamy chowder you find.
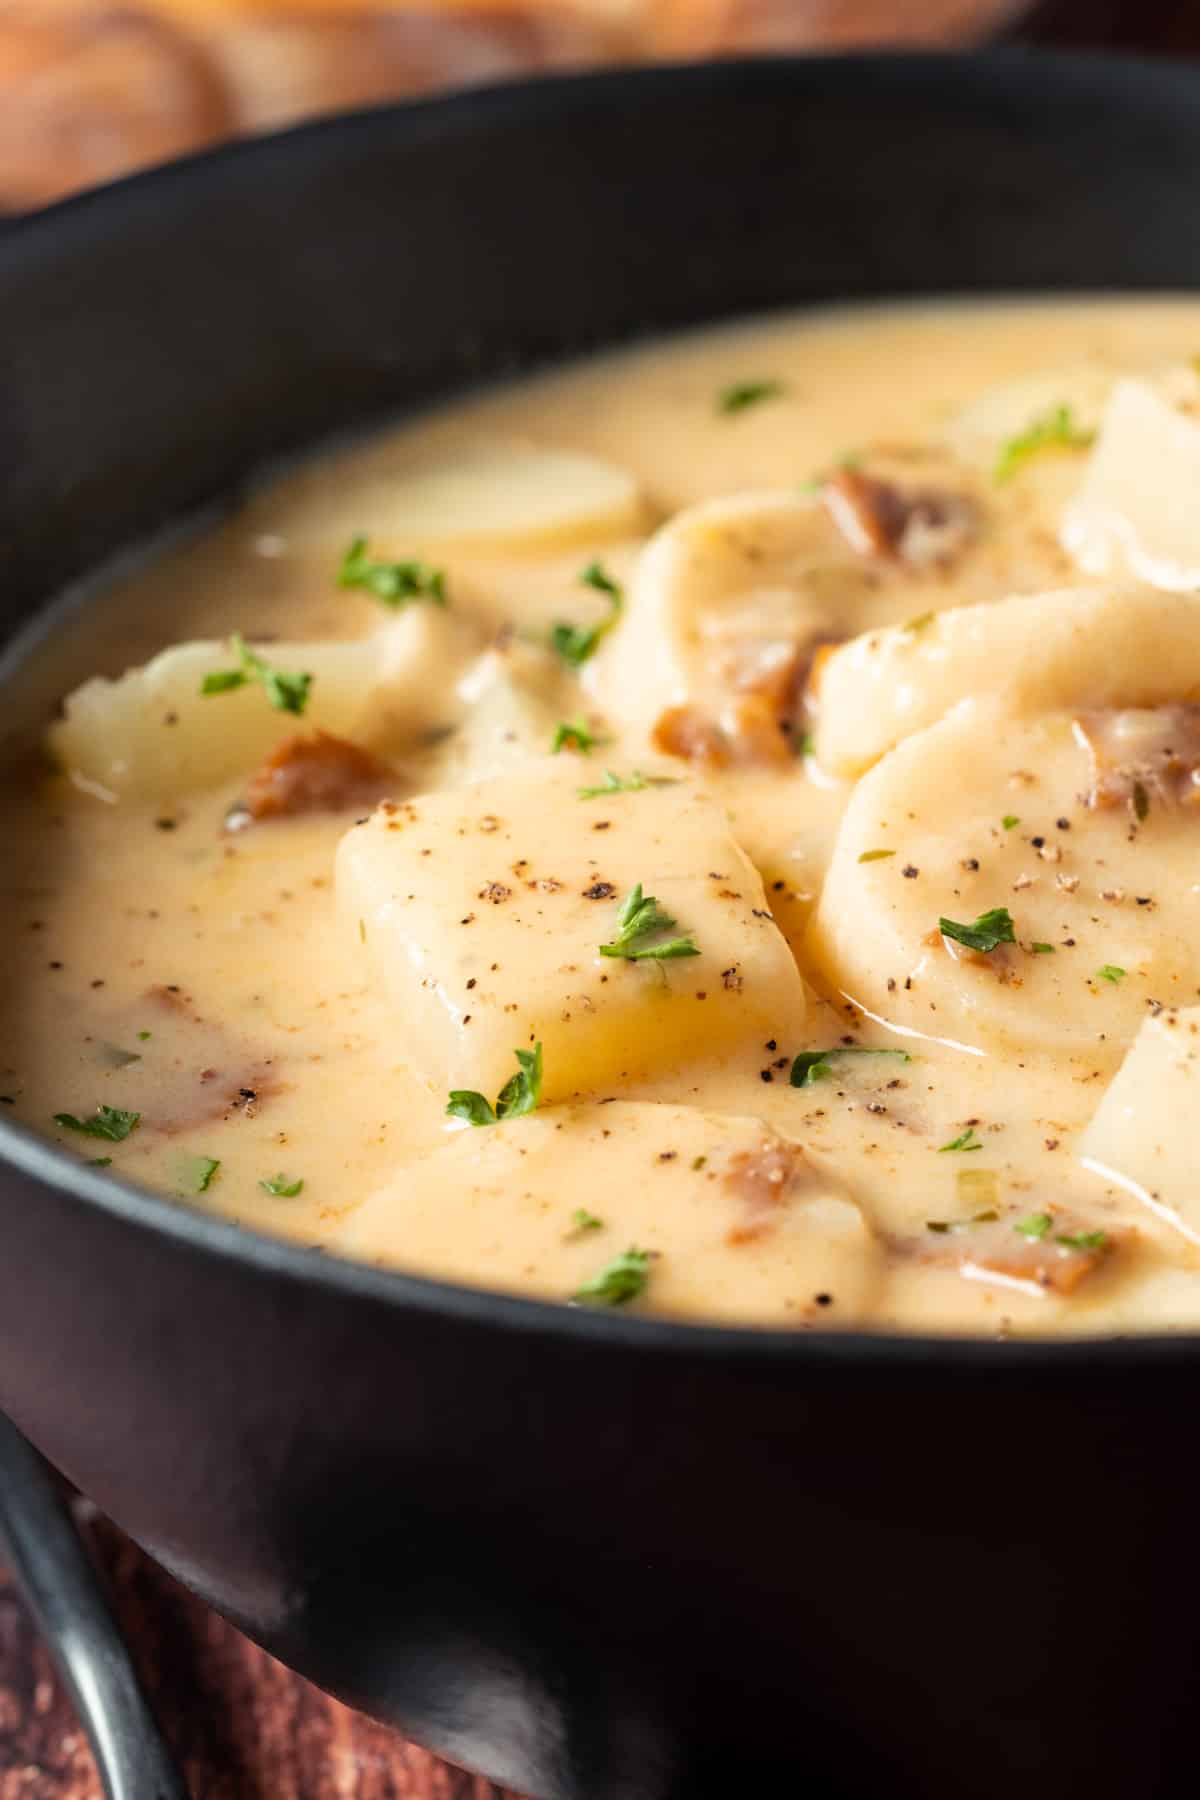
[7,296,1200,1336]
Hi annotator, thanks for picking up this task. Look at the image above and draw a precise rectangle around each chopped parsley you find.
[926,1209,999,1234]
[201,632,312,716]
[551,564,623,668]
[572,1246,653,1307]
[1002,814,1020,831]
[338,535,446,607]
[260,1173,304,1197]
[717,379,785,415]
[1031,942,1056,955]
[447,1042,544,1127]
[1014,1212,1053,1240]
[993,404,1096,485]
[53,1104,140,1142]
[939,907,1016,954]
[599,885,699,962]
[552,717,602,755]
[1096,964,1126,985]
[176,1153,220,1194]
[790,1046,911,1087]
[578,769,677,801]
[1133,780,1150,822]
[569,1208,604,1234]
[137,1030,152,1041]
[88,1158,112,1169]
[902,611,936,637]
[1056,1229,1107,1252]
[938,1128,984,1154]
[858,848,896,864]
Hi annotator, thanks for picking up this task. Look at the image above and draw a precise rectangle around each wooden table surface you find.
[3,1,1199,1796]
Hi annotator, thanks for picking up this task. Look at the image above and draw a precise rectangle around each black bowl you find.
[2,52,1200,1800]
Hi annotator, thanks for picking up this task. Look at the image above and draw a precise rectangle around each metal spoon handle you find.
[0,1411,187,1800]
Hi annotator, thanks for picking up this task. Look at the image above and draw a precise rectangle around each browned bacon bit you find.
[923,1213,1116,1299]
[822,467,977,567]
[228,731,395,828]
[723,1137,806,1245]
[1073,706,1200,819]
[653,638,822,770]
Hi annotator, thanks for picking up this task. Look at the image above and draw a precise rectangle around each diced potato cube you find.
[49,608,480,802]
[332,1101,879,1323]
[1063,379,1200,592]
[336,760,806,1104]
[1080,1006,1200,1246]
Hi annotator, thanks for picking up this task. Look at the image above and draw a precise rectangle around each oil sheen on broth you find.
[8,296,1200,1337]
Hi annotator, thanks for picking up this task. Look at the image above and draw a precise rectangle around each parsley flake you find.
[993,404,1096,485]
[578,769,678,801]
[569,1208,604,1235]
[1002,814,1020,831]
[338,535,446,607]
[1014,1212,1053,1240]
[176,1153,220,1194]
[1056,1229,1107,1252]
[858,848,897,864]
[1031,942,1056,955]
[1132,781,1150,823]
[599,885,699,962]
[1096,964,1126,985]
[926,1209,999,1234]
[552,717,602,755]
[201,632,312,716]
[551,564,623,668]
[572,1246,653,1307]
[717,379,785,416]
[53,1104,140,1142]
[447,1042,544,1127]
[790,1047,911,1087]
[939,907,1016,954]
[939,1128,984,1154]
[260,1173,304,1197]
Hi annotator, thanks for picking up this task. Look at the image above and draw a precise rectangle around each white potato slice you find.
[251,441,645,554]
[333,1101,881,1323]
[49,608,481,803]
[337,758,806,1106]
[1080,1006,1200,1247]
[1062,379,1200,592]
[808,696,1200,1059]
[814,585,1200,779]
[593,490,850,748]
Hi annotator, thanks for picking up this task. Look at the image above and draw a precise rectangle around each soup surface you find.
[7,296,1200,1335]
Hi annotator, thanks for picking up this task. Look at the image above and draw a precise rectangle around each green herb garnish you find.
[926,1210,999,1234]
[578,769,677,801]
[176,1153,219,1194]
[1014,1212,1053,1240]
[552,718,602,755]
[939,907,1016,954]
[599,885,698,962]
[137,1030,152,1041]
[902,611,936,637]
[1056,1229,1107,1252]
[1031,942,1056,955]
[551,564,623,668]
[569,1208,604,1234]
[1096,964,1126,985]
[53,1104,140,1142]
[572,1246,653,1307]
[260,1173,304,1197]
[858,849,897,864]
[1002,815,1020,831]
[938,1129,984,1154]
[1133,781,1150,823]
[201,632,312,716]
[993,404,1096,485]
[790,1046,911,1087]
[88,1157,112,1168]
[447,1042,544,1127]
[338,535,446,607]
[718,379,785,416]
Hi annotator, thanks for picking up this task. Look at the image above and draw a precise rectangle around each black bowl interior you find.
[3,53,1200,1800]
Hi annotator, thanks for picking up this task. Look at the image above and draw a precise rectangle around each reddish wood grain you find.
[0,1511,526,1800]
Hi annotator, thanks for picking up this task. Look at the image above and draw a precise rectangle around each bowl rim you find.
[5,46,1200,1368]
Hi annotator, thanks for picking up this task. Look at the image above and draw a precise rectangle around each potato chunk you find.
[1062,379,1200,592]
[336,760,806,1104]
[332,1101,879,1323]
[813,586,1200,780]
[1080,1006,1200,1247]
[49,607,480,802]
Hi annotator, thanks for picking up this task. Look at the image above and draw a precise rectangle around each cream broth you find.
[8,295,1200,1336]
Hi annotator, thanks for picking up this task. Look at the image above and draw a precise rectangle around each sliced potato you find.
[808,696,1200,1060]
[1080,1006,1200,1247]
[813,585,1200,779]
[49,607,481,802]
[250,441,645,554]
[336,757,807,1106]
[1062,379,1200,592]
[333,1101,881,1323]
